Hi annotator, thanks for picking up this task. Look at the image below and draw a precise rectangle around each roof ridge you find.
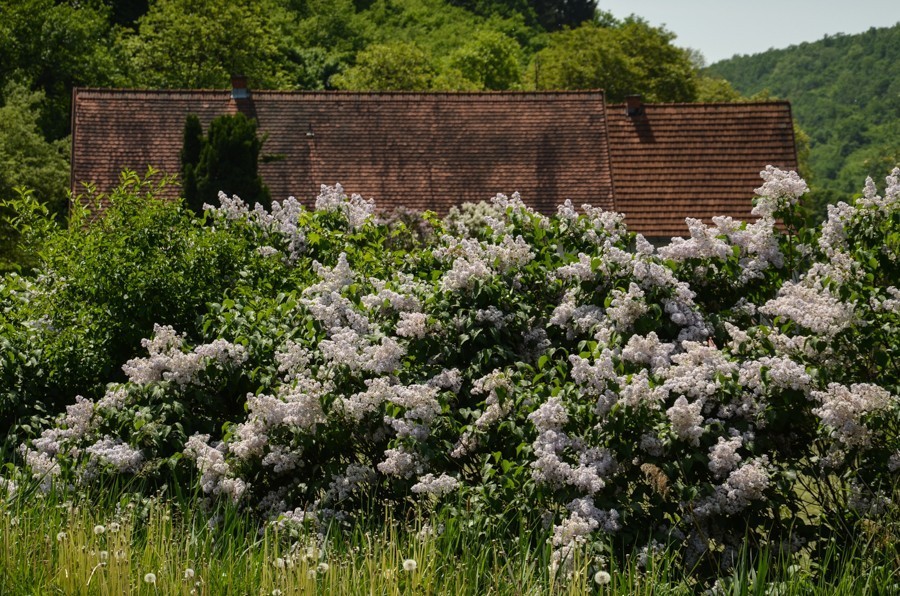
[73,87,607,98]
[607,100,791,108]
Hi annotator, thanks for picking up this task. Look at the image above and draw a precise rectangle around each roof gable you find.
[606,101,798,237]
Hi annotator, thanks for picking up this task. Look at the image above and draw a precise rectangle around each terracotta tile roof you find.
[71,89,615,216]
[71,90,797,236]
[606,101,798,237]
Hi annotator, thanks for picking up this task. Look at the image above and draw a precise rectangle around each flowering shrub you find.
[4,168,899,578]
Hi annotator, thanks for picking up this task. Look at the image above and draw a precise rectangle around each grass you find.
[0,484,897,595]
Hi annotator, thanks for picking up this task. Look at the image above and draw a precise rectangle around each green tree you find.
[180,115,203,209]
[121,0,295,89]
[614,18,698,102]
[447,29,522,90]
[525,20,698,102]
[0,0,120,139]
[182,113,271,214]
[0,83,70,268]
[332,42,436,91]
[525,24,641,98]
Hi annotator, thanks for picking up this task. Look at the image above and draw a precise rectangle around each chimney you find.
[625,95,644,117]
[231,75,250,100]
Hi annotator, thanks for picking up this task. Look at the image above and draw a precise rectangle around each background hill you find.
[707,24,900,216]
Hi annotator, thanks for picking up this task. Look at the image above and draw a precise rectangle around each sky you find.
[598,0,900,64]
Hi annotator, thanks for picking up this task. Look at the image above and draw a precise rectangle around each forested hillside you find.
[707,24,900,216]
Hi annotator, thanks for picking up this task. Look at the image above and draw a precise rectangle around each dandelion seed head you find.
[144,572,157,584]
[93,524,106,535]
[184,567,195,580]
[56,531,66,542]
[594,570,611,585]
[403,558,418,572]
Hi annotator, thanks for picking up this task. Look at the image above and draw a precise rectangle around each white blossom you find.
[411,473,460,497]
[812,383,894,447]
[752,166,808,218]
[666,397,704,446]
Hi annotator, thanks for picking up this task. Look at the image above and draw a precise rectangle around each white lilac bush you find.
[5,169,900,577]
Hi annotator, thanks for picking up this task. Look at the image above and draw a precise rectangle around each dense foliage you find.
[707,24,900,219]
[1,167,897,582]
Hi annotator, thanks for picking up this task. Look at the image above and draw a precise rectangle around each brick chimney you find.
[625,95,644,118]
[231,75,250,100]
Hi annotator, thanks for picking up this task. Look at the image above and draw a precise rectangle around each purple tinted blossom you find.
[708,436,742,478]
[261,445,303,473]
[122,325,247,386]
[19,447,60,491]
[621,332,674,372]
[475,306,506,328]
[549,290,605,339]
[738,356,811,397]
[662,341,737,400]
[491,191,533,216]
[340,377,394,421]
[326,464,375,502]
[96,386,129,410]
[557,199,578,220]
[580,205,628,245]
[205,191,250,220]
[427,368,463,393]
[318,327,404,374]
[812,383,894,447]
[658,218,731,261]
[471,369,512,429]
[86,437,144,473]
[184,434,246,502]
[395,311,428,338]
[618,369,667,409]
[606,283,648,331]
[549,499,619,575]
[275,341,312,381]
[411,473,459,497]
[666,397,704,446]
[554,253,595,282]
[888,452,900,473]
[724,456,770,511]
[760,281,854,337]
[377,446,423,478]
[752,166,808,218]
[484,234,535,273]
[361,277,422,313]
[568,352,616,394]
[528,397,568,432]
[0,477,17,499]
[315,184,375,230]
[441,255,491,292]
[884,167,900,203]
